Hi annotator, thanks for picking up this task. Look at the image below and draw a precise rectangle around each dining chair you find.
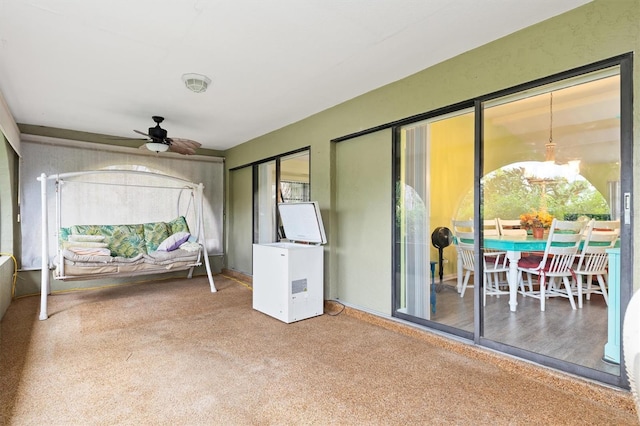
[455,230,476,297]
[453,229,510,303]
[573,219,619,306]
[483,218,500,236]
[452,219,474,234]
[590,219,620,234]
[497,218,527,236]
[482,218,509,297]
[452,219,474,294]
[517,218,586,311]
[452,218,500,236]
[482,250,510,306]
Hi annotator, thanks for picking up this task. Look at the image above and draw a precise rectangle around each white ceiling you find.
[0,0,591,151]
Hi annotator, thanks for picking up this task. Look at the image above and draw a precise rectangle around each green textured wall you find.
[227,167,253,275]
[335,130,392,313]
[224,0,640,310]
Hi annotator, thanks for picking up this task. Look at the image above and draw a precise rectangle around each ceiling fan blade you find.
[102,135,147,141]
[168,143,197,155]
[134,129,150,138]
[170,138,202,149]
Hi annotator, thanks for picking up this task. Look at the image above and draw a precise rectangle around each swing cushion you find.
[143,222,170,253]
[64,217,192,258]
[71,224,145,258]
[168,216,190,234]
[59,227,72,246]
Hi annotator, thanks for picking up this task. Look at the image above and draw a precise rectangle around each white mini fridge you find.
[252,201,326,323]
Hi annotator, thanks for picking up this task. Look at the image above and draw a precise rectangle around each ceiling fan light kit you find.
[145,142,170,153]
[182,73,211,93]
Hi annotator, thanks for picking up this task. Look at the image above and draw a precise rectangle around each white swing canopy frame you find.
[38,169,216,320]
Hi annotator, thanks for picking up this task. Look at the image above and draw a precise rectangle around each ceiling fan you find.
[134,116,201,155]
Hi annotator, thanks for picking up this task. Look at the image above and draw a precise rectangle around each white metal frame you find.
[38,169,217,320]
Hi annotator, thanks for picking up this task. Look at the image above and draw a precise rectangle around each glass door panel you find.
[482,69,621,376]
[256,160,276,244]
[395,110,474,329]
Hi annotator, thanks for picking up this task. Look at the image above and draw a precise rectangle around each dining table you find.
[482,235,549,312]
[457,233,619,312]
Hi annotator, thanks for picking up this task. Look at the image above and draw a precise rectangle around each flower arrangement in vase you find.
[519,211,554,239]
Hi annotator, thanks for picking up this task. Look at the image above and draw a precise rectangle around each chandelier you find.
[525,92,580,184]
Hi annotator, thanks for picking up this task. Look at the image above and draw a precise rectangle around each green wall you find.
[224,0,640,311]
[227,167,253,275]
[334,130,392,313]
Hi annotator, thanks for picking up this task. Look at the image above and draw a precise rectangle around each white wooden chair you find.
[590,219,620,234]
[497,218,527,236]
[517,219,586,311]
[483,218,500,236]
[456,231,476,298]
[573,219,619,306]
[452,219,474,234]
[482,218,509,301]
[452,219,474,293]
[482,249,510,306]
[454,229,510,304]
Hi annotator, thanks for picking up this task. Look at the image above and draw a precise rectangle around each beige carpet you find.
[0,275,637,425]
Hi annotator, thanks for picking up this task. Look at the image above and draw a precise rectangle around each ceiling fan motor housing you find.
[148,116,169,143]
[148,125,168,142]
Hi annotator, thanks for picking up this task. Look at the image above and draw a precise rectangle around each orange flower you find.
[520,211,554,229]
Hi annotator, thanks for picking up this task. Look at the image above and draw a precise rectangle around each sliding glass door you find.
[393,55,631,387]
[481,68,623,378]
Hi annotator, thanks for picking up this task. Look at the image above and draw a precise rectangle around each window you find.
[254,149,310,243]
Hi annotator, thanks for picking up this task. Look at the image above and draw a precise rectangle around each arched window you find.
[456,161,610,222]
